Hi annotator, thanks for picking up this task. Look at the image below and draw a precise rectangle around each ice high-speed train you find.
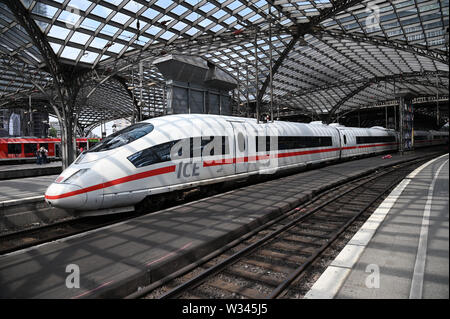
[44,114,448,215]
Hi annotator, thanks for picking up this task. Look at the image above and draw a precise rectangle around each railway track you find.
[134,155,437,299]
[0,185,221,255]
[0,152,440,261]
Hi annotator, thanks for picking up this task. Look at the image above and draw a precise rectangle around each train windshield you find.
[86,123,154,153]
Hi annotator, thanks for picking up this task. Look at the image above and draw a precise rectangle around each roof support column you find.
[4,0,91,169]
[257,0,364,106]
[255,31,259,124]
[436,74,440,126]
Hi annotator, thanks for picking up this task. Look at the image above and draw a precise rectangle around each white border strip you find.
[304,154,449,299]
[409,158,449,299]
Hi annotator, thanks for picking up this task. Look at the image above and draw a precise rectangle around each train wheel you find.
[136,194,166,212]
[202,183,224,197]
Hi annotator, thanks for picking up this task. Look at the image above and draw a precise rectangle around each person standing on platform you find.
[40,146,48,164]
[36,148,42,165]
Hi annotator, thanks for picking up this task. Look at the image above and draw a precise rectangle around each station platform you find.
[0,161,61,180]
[0,148,446,298]
[305,154,449,299]
[0,174,57,203]
[0,172,72,236]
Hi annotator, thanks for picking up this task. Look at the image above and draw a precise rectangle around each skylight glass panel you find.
[147,25,162,35]
[69,31,91,45]
[227,1,242,10]
[159,30,176,40]
[210,24,223,33]
[118,29,136,41]
[100,54,110,61]
[185,12,200,22]
[248,14,262,22]
[184,27,199,36]
[89,37,109,49]
[224,16,237,24]
[80,51,99,64]
[111,11,131,24]
[48,25,71,40]
[130,19,147,30]
[172,21,188,31]
[254,0,266,8]
[155,0,174,9]
[32,3,57,19]
[200,3,216,13]
[80,17,101,31]
[171,4,188,15]
[106,42,125,53]
[135,35,151,45]
[49,42,62,53]
[57,8,83,28]
[67,0,91,11]
[198,18,214,28]
[237,7,252,17]
[184,0,200,6]
[142,7,160,19]
[99,24,119,36]
[60,46,81,60]
[91,4,113,17]
[212,9,227,20]
[104,0,123,6]
[124,0,143,13]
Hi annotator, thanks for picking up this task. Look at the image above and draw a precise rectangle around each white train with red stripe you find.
[44,114,447,215]
[413,130,449,147]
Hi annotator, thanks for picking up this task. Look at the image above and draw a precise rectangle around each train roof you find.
[143,114,391,131]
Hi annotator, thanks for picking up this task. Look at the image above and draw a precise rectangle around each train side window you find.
[256,136,277,152]
[237,132,246,152]
[356,136,396,144]
[24,143,38,154]
[192,136,230,157]
[277,136,332,150]
[344,135,347,144]
[8,144,22,154]
[127,139,178,168]
[128,136,231,168]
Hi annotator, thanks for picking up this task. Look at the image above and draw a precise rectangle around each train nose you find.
[45,183,87,209]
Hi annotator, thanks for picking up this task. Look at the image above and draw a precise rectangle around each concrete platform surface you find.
[0,162,61,181]
[305,154,449,299]
[0,149,445,298]
[0,161,61,172]
[0,175,58,203]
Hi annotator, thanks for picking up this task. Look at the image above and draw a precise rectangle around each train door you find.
[340,130,346,159]
[230,122,248,174]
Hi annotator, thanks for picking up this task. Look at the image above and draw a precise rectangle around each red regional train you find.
[0,137,101,163]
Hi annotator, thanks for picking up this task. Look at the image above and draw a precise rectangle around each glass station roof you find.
[0,0,448,127]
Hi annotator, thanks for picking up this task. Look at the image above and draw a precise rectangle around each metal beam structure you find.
[315,28,448,65]
[257,0,365,106]
[0,0,448,135]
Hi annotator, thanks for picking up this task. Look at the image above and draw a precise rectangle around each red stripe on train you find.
[45,165,176,200]
[46,142,397,199]
[203,143,397,166]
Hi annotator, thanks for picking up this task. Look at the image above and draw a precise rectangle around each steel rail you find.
[268,169,409,298]
[158,155,434,299]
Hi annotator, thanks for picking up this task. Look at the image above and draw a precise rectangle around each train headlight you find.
[61,168,90,184]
